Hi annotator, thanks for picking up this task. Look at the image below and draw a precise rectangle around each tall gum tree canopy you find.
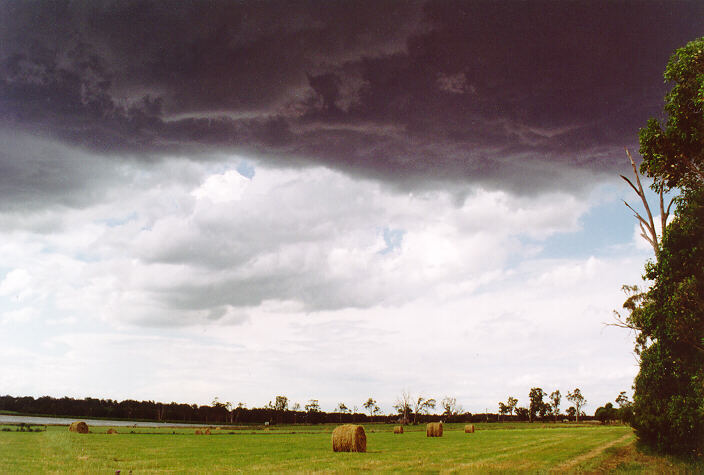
[640,38,704,190]
[628,36,704,457]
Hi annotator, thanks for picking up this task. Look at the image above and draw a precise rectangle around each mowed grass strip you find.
[0,423,657,473]
[572,435,704,474]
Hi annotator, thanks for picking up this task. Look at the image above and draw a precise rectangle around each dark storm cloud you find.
[1,0,703,201]
[0,130,122,212]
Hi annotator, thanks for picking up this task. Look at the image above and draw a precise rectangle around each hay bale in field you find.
[106,428,118,434]
[68,421,89,434]
[426,422,443,437]
[464,424,475,433]
[331,424,366,452]
[204,428,211,435]
[195,429,202,435]
[393,425,403,434]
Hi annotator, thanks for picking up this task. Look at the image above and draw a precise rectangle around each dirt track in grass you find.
[553,432,633,472]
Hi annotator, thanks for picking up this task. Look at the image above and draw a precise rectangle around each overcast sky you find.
[1,0,702,415]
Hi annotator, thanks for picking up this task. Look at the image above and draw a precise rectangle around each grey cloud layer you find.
[1,0,703,202]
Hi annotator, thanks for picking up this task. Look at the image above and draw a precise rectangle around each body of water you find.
[0,414,215,427]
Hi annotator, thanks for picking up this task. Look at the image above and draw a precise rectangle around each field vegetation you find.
[1,422,701,473]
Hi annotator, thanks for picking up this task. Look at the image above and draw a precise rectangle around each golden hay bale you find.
[106,428,118,434]
[426,422,443,437]
[331,424,366,452]
[464,424,475,433]
[393,425,404,434]
[204,428,211,435]
[68,421,89,434]
[195,429,202,435]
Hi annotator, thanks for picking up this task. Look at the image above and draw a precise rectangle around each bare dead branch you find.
[620,175,640,196]
[666,197,675,217]
[623,201,655,234]
[624,148,660,257]
[639,223,656,248]
[659,188,667,234]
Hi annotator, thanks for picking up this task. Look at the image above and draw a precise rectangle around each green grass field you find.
[1,422,700,473]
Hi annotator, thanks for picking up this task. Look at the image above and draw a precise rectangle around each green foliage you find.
[639,37,704,192]
[594,403,618,424]
[304,399,320,413]
[274,396,288,412]
[627,37,704,457]
[549,390,561,421]
[507,396,518,415]
[363,398,377,416]
[615,392,634,424]
[528,388,550,421]
[566,389,587,423]
[628,188,704,456]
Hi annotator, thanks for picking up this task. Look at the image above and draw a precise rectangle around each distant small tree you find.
[549,390,561,422]
[393,390,412,424]
[274,396,288,412]
[211,397,228,423]
[498,402,509,421]
[412,396,436,424]
[305,399,320,413]
[506,396,518,416]
[595,403,618,425]
[441,397,462,418]
[566,407,576,420]
[363,398,377,417]
[528,388,546,422]
[304,399,321,424]
[615,391,633,424]
[225,401,234,424]
[336,402,349,422]
[234,402,246,423]
[615,391,629,408]
[515,407,529,421]
[566,389,586,423]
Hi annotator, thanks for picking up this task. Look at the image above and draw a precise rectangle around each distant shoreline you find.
[0,414,219,428]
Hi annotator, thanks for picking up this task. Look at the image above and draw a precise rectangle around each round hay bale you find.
[68,421,89,434]
[331,424,366,452]
[393,425,404,434]
[106,428,118,434]
[195,429,202,435]
[426,422,443,437]
[464,424,475,433]
[204,428,211,435]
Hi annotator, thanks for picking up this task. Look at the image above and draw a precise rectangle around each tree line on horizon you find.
[0,389,620,426]
[0,395,612,425]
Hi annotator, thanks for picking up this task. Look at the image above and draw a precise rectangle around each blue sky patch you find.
[380,227,405,254]
[236,160,256,179]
